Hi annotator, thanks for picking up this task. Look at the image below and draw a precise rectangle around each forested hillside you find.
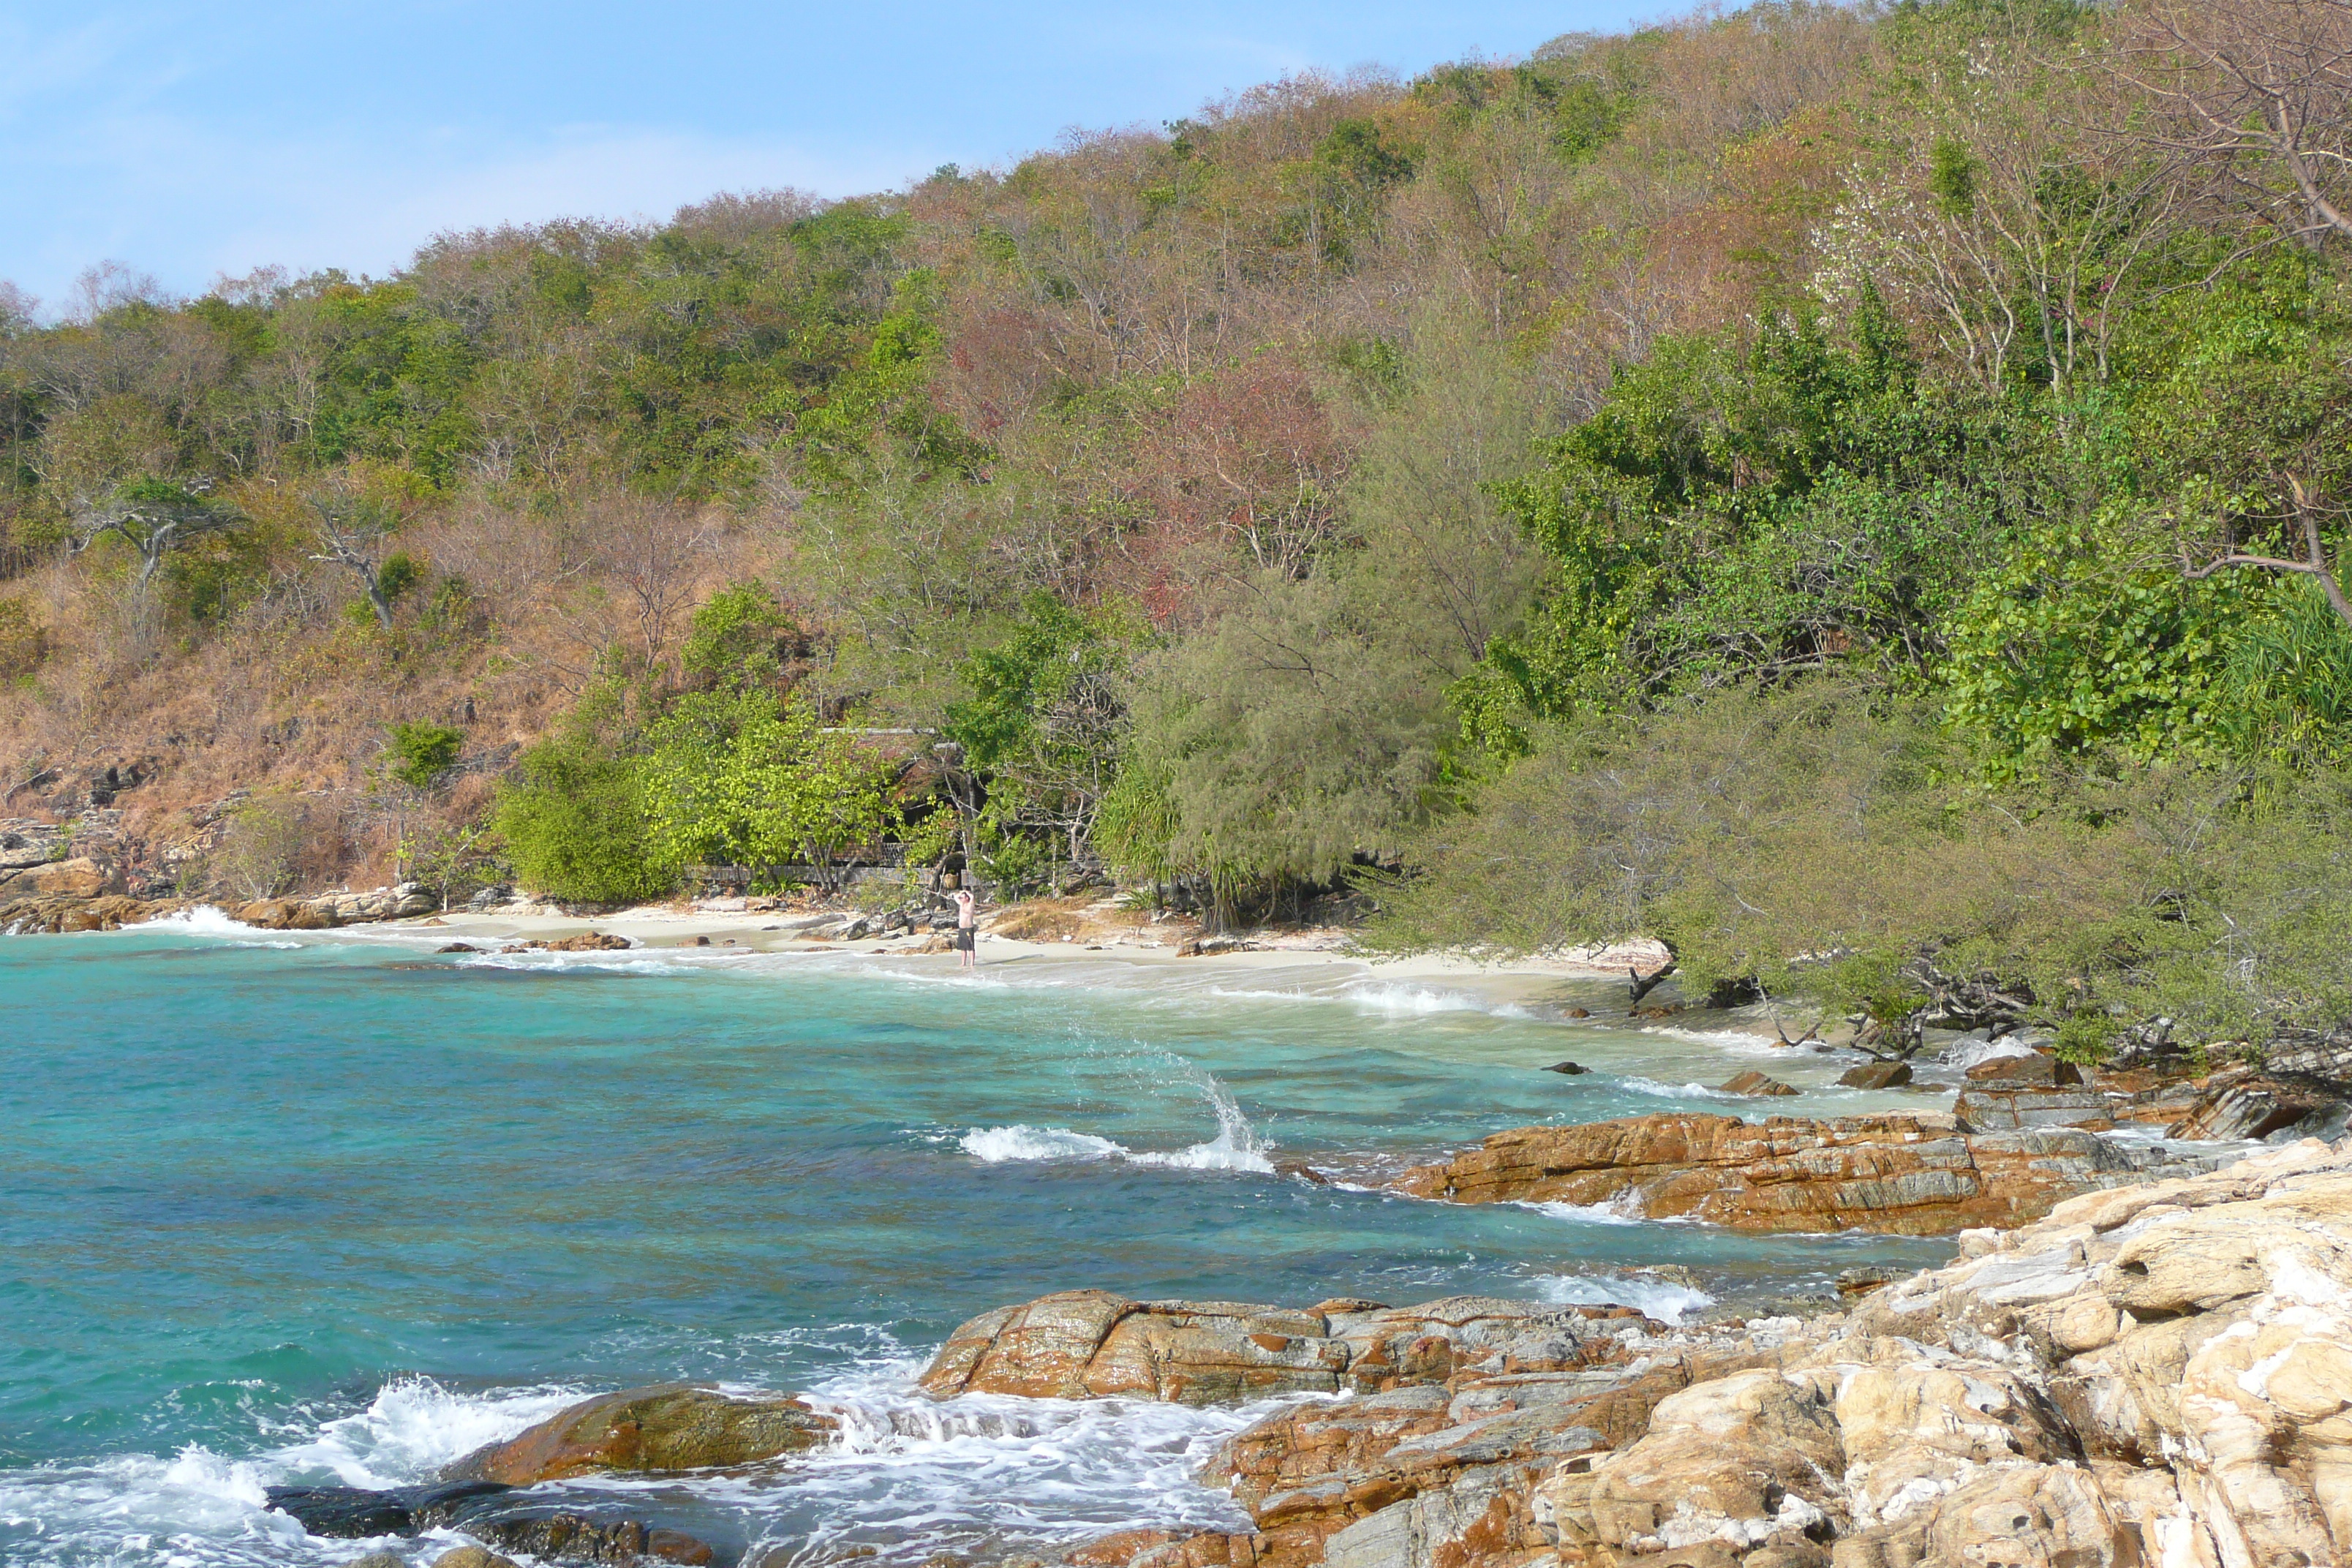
[6,0,2352,1063]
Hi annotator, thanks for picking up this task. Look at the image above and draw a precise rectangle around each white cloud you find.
[4,112,929,302]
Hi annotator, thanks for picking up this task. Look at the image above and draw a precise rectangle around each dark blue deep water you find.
[0,914,1950,1567]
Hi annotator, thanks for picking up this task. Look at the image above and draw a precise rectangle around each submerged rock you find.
[442,1384,835,1484]
[1389,1112,2225,1235]
[264,1480,511,1537]
[1544,1061,1590,1075]
[1718,1071,1798,1097]
[461,1511,715,1564]
[527,930,633,952]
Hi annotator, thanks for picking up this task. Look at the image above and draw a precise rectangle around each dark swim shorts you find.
[954,926,976,951]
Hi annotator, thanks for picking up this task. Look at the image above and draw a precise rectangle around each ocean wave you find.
[958,1063,1276,1175]
[1532,1272,1716,1326]
[1520,1192,1650,1227]
[142,905,304,948]
[961,1124,1127,1162]
[0,1377,580,1567]
[269,1377,584,1488]
[1619,1075,1741,1101]
[750,1363,1278,1562]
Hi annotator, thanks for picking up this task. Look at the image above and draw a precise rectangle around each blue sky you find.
[0,1,1659,312]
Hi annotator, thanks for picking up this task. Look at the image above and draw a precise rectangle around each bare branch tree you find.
[68,479,244,607]
[305,489,404,629]
[2109,0,2352,246]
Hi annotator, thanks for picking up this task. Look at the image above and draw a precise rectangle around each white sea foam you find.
[1521,1192,1650,1227]
[961,1124,1128,1162]
[140,904,304,948]
[752,1360,1277,1562]
[0,1377,578,1567]
[268,1378,585,1488]
[1533,1273,1716,1325]
[1620,1075,1741,1101]
[960,1065,1275,1174]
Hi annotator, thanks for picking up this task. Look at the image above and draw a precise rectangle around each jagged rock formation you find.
[919,1293,1650,1406]
[937,1139,2351,1568]
[1387,1112,2225,1236]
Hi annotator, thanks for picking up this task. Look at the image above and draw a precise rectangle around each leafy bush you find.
[385,722,464,791]
[491,739,666,905]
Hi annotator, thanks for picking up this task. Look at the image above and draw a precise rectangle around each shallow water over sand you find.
[0,916,1950,1567]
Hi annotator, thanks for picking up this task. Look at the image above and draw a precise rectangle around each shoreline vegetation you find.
[3,0,2351,1093]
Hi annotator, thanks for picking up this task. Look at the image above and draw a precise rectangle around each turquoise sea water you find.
[0,914,1953,1568]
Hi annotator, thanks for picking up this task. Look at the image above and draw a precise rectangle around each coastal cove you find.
[0,915,1975,1568]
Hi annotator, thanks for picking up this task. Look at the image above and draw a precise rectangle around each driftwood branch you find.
[1629,960,1678,1004]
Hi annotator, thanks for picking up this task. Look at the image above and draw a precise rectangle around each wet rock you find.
[1719,1071,1798,1097]
[433,1550,522,1568]
[438,942,479,954]
[1953,1085,2114,1134]
[461,1512,712,1565]
[1390,1112,2227,1235]
[2165,1068,2347,1141]
[529,930,633,953]
[1544,1061,1590,1075]
[0,891,154,933]
[264,1480,511,1537]
[1069,1529,1182,1566]
[1835,1063,1910,1090]
[238,898,337,930]
[348,1554,408,1568]
[442,1384,835,1484]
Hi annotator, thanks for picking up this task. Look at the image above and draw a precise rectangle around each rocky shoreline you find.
[266,1130,2352,1568]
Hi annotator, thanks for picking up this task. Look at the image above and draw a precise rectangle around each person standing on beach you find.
[954,886,977,970]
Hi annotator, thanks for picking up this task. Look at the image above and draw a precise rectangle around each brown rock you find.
[1836,1062,1912,1089]
[1543,1061,1590,1075]
[533,930,631,952]
[2,856,112,897]
[1965,1050,2082,1086]
[1067,1529,1180,1567]
[432,1549,521,1568]
[442,1385,834,1484]
[236,899,337,930]
[1391,1112,2223,1235]
[1719,1071,1798,1097]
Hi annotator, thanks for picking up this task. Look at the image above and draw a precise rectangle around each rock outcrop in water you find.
[919,1293,1652,1407]
[442,1384,837,1485]
[943,1138,2352,1568]
[1389,1112,2226,1236]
